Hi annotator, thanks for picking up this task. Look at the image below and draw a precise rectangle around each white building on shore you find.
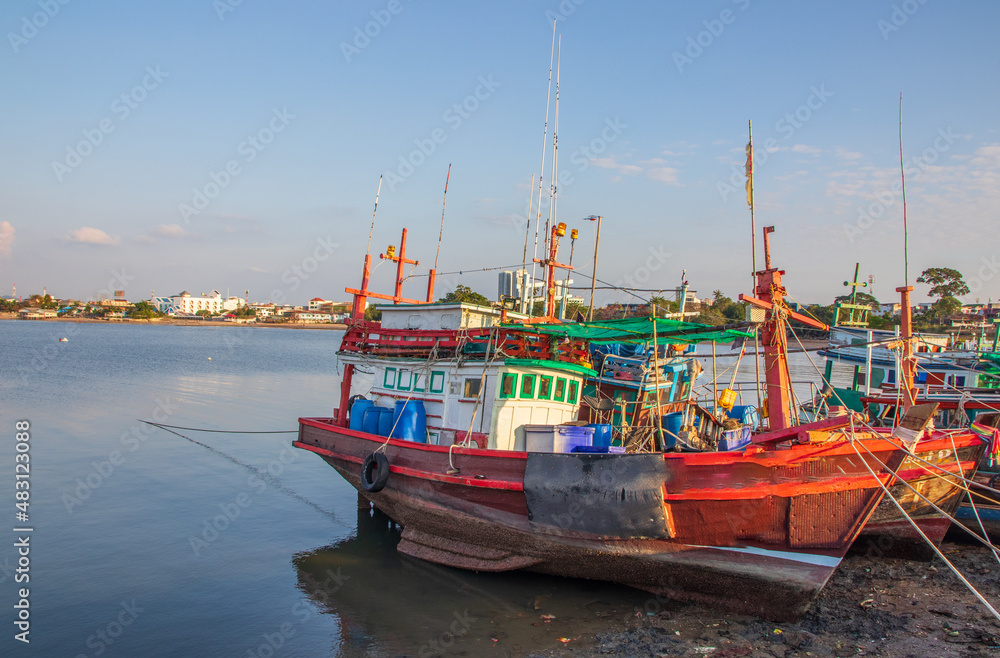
[152,291,244,315]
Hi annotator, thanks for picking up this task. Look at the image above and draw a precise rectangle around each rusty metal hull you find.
[857,433,985,557]
[296,417,905,621]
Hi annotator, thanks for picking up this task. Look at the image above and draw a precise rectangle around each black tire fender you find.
[361,452,390,493]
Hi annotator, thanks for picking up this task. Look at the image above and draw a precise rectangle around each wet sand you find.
[519,540,1000,657]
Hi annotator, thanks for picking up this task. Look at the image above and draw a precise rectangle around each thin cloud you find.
[0,221,13,258]
[153,224,188,238]
[647,167,682,186]
[68,227,119,246]
[591,157,642,175]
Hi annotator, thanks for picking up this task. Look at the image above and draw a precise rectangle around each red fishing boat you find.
[294,225,954,620]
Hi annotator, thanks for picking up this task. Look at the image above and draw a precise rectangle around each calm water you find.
[3,321,681,657]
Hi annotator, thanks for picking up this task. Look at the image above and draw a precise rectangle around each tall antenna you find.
[528,22,558,318]
[546,35,561,260]
[366,175,383,256]
[747,120,756,279]
[898,92,909,286]
[434,164,451,271]
[521,173,535,265]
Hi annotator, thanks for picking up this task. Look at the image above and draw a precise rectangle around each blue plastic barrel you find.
[349,399,374,431]
[587,423,613,448]
[362,407,382,435]
[726,405,760,429]
[392,400,427,442]
[377,407,394,437]
[660,411,684,449]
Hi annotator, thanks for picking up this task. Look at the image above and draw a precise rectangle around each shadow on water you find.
[293,503,665,657]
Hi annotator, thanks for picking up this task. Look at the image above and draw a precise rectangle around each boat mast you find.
[529,22,558,318]
[351,176,383,320]
[740,227,829,431]
[545,36,561,316]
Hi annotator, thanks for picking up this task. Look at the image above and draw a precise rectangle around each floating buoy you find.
[207,357,212,361]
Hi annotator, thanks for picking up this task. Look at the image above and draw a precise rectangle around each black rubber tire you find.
[361,452,390,493]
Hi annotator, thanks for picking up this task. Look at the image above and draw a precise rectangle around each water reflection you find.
[294,503,655,657]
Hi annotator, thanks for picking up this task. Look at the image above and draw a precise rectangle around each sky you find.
[2,0,999,308]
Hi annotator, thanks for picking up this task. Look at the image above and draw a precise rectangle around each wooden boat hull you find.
[296,417,906,620]
[855,432,985,557]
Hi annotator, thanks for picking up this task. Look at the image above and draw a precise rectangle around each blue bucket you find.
[726,405,760,429]
[392,400,427,442]
[588,423,613,448]
[660,411,684,449]
[349,399,374,431]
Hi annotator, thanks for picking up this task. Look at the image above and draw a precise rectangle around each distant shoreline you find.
[0,315,348,330]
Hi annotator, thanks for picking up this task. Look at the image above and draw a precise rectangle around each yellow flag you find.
[744,141,753,208]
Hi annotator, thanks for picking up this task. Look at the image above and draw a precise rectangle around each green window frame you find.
[554,377,566,402]
[537,375,553,400]
[499,373,518,399]
[567,380,579,404]
[383,367,397,389]
[429,371,445,394]
[520,374,536,399]
[412,372,425,393]
[397,369,412,391]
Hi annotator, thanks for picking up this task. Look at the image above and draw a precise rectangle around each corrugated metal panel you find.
[789,489,876,548]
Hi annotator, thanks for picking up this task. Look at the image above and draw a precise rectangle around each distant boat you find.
[59,337,68,342]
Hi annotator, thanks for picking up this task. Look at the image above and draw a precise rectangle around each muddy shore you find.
[516,539,1000,658]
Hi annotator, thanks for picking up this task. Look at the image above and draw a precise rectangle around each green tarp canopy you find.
[500,317,752,345]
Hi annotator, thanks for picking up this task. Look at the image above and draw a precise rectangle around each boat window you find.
[499,373,518,399]
[554,378,566,402]
[397,369,412,391]
[520,374,536,399]
[537,376,553,400]
[412,373,425,392]
[567,380,579,404]
[463,378,481,398]
[430,371,446,394]
[383,367,397,389]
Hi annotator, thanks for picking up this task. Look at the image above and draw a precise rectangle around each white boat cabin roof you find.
[375,302,528,331]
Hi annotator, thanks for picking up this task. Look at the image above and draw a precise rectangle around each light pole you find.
[584,215,602,321]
